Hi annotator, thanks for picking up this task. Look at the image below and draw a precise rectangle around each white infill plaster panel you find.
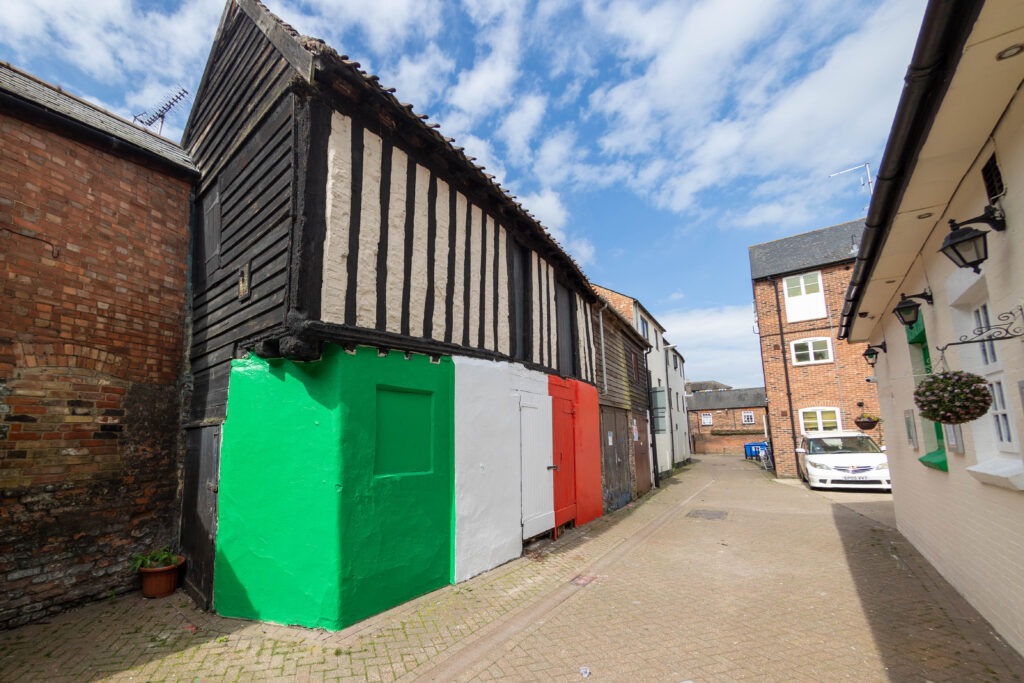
[547,262,558,367]
[451,191,467,345]
[532,252,542,365]
[453,357,543,581]
[481,216,493,351]
[432,179,450,339]
[497,225,510,356]
[321,112,353,324]
[409,164,431,337]
[385,146,408,334]
[355,130,383,329]
[468,205,483,347]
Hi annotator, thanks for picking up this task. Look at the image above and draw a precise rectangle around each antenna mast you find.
[829,162,874,196]
[133,87,189,135]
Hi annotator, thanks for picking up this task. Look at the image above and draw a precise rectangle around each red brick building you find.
[0,64,196,627]
[687,386,767,455]
[749,220,885,478]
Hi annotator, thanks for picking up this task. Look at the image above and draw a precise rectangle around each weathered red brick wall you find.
[754,263,885,479]
[0,111,191,627]
[687,407,768,455]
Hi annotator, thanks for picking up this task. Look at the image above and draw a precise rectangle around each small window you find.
[988,381,1014,446]
[800,407,840,432]
[641,318,649,340]
[785,272,820,297]
[791,338,833,365]
[672,354,678,370]
[701,412,713,426]
[630,350,640,382]
[742,410,755,425]
[783,271,826,322]
[973,305,998,366]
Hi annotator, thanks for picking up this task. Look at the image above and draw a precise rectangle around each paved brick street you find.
[2,454,1022,681]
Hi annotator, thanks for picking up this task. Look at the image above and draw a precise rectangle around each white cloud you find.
[533,129,578,186]
[657,305,763,388]
[497,94,546,165]
[457,134,507,187]
[449,50,519,120]
[447,1,524,123]
[383,43,455,110]
[518,187,596,267]
[298,0,443,53]
[518,187,569,229]
[584,0,925,233]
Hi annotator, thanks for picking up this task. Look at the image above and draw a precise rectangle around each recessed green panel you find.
[375,387,433,475]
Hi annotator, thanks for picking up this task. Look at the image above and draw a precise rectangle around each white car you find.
[795,430,891,491]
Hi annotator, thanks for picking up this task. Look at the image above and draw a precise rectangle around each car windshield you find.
[806,436,881,454]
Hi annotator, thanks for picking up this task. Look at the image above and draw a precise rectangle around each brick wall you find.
[0,111,191,627]
[753,262,885,478]
[687,407,768,455]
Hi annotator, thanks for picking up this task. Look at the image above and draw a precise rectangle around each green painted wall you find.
[214,345,454,629]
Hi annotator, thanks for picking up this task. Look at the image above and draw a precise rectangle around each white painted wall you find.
[665,348,692,463]
[453,357,551,582]
[867,93,1024,656]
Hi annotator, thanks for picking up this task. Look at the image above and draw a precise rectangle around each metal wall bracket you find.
[936,304,1024,352]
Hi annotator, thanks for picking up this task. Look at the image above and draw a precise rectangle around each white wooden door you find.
[519,392,555,539]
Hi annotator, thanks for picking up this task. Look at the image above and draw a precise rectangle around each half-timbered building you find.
[181,0,601,629]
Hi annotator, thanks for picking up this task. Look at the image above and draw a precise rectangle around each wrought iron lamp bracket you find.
[936,304,1024,353]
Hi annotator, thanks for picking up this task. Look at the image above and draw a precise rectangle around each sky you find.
[0,0,928,388]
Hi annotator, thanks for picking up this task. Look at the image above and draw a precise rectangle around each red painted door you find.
[552,396,577,528]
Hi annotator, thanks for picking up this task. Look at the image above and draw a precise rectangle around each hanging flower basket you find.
[913,370,992,424]
[854,414,880,430]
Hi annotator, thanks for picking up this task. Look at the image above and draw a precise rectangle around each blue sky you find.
[1,0,927,387]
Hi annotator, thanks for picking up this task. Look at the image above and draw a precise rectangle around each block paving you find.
[2,454,1023,681]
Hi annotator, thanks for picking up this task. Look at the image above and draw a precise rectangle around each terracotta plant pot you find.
[139,556,184,598]
[854,418,879,430]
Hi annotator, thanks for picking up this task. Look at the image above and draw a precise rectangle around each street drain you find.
[687,509,727,520]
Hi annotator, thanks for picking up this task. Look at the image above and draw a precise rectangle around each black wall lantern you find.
[893,290,934,327]
[939,205,1006,273]
[862,342,887,366]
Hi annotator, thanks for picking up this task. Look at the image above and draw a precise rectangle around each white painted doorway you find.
[519,392,555,539]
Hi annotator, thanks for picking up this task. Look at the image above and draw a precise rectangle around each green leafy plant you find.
[131,547,182,570]
[914,370,993,424]
[855,412,882,422]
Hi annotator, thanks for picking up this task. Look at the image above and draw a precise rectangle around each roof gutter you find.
[838,0,984,339]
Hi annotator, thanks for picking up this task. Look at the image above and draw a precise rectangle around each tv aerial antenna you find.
[830,162,874,196]
[133,87,189,135]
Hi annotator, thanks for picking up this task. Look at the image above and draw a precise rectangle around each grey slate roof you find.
[686,380,732,392]
[748,219,865,280]
[687,387,767,411]
[1,62,195,171]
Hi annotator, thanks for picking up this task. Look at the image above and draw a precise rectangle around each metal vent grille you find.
[982,154,1005,203]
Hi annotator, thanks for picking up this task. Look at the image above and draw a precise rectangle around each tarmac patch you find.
[687,509,727,520]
